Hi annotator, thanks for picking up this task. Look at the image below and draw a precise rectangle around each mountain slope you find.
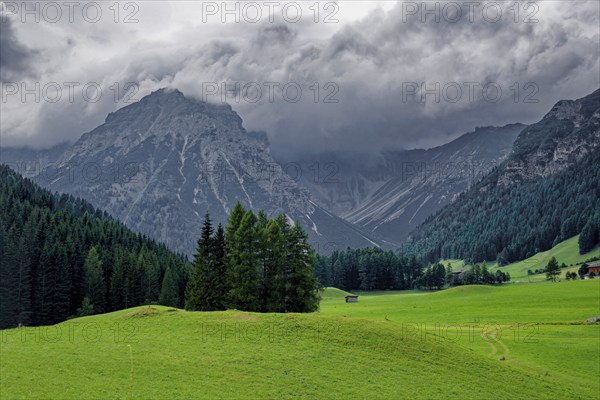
[34,89,381,256]
[406,89,600,263]
[289,124,525,244]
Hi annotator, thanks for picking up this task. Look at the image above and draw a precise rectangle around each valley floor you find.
[1,281,599,399]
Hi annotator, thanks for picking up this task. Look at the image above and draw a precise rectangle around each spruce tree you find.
[227,210,261,311]
[109,249,127,310]
[546,256,561,282]
[283,222,320,313]
[579,218,598,254]
[256,210,270,311]
[83,246,106,313]
[159,267,179,307]
[212,223,228,310]
[226,202,246,248]
[264,216,287,312]
[185,213,220,311]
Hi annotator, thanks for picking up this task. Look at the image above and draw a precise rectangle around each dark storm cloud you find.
[1,1,599,156]
[0,18,36,81]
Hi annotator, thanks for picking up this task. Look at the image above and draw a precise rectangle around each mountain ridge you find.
[287,123,526,244]
[13,88,385,256]
[406,88,600,263]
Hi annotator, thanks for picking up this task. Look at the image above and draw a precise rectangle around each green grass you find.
[444,235,600,281]
[321,287,355,299]
[490,235,600,281]
[321,280,600,399]
[2,282,599,399]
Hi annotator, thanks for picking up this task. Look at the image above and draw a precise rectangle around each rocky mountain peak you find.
[494,89,600,186]
[40,88,382,256]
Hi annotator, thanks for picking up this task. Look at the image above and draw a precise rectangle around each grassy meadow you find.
[491,236,600,281]
[1,279,599,399]
[441,235,600,281]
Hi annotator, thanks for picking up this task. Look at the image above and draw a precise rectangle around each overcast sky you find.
[1,0,599,158]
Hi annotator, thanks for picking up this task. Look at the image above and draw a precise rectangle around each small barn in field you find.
[345,295,359,303]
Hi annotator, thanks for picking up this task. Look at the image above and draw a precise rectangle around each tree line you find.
[184,203,320,313]
[315,247,510,291]
[0,165,191,329]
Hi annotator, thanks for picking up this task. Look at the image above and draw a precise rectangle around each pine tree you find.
[83,246,106,313]
[264,216,287,311]
[212,223,228,310]
[283,222,320,313]
[227,210,261,311]
[185,213,220,311]
[159,267,179,307]
[226,202,246,249]
[109,249,127,310]
[546,256,561,282]
[0,226,17,327]
[35,242,64,325]
[579,218,598,254]
[256,210,270,311]
[432,263,446,289]
[138,246,161,304]
[77,297,94,317]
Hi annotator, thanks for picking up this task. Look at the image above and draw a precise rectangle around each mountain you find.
[24,89,382,256]
[287,124,525,245]
[0,142,69,175]
[405,89,600,263]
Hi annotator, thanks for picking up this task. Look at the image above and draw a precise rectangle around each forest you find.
[0,166,320,328]
[406,149,600,265]
[0,165,191,329]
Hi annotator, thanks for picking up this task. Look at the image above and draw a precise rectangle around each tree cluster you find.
[0,165,191,328]
[315,247,423,291]
[579,212,600,254]
[443,263,510,288]
[565,271,578,280]
[315,248,510,291]
[184,203,320,313]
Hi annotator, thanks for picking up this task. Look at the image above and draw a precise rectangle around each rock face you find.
[288,124,525,245]
[32,89,383,256]
[498,89,600,186]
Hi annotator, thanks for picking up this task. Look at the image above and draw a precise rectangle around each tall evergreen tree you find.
[255,210,270,311]
[227,210,261,311]
[283,222,320,313]
[185,213,221,311]
[546,256,561,282]
[579,216,599,254]
[159,267,179,307]
[83,246,106,313]
[212,223,228,310]
[226,202,246,250]
[264,215,287,311]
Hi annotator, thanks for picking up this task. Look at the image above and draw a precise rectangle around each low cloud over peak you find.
[1,1,598,157]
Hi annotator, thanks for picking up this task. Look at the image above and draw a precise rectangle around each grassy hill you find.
[321,287,355,299]
[442,235,600,281]
[490,235,600,281]
[2,281,599,399]
[321,280,600,399]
